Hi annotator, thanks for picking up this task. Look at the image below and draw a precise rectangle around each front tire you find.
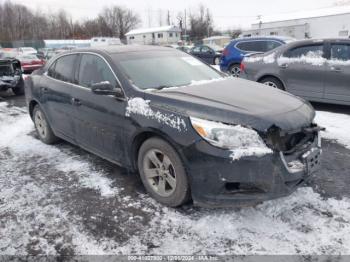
[138,137,191,207]
[33,105,59,144]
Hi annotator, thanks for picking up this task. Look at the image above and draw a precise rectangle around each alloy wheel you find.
[34,110,48,139]
[263,81,278,89]
[143,149,177,197]
[230,66,241,77]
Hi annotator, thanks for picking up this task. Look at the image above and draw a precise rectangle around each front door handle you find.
[279,64,289,69]
[41,87,48,93]
[330,66,341,72]
[71,98,82,106]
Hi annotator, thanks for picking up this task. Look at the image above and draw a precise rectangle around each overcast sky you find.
[11,0,341,30]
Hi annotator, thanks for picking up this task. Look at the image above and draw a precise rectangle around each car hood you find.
[146,77,315,132]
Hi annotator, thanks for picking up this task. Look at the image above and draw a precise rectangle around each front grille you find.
[263,125,317,154]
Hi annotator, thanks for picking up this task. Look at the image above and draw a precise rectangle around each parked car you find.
[220,37,294,77]
[18,47,38,55]
[0,58,25,95]
[240,38,350,106]
[17,54,45,73]
[25,46,322,207]
[190,44,223,65]
[176,46,191,53]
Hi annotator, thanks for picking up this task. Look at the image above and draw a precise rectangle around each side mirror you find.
[91,81,123,97]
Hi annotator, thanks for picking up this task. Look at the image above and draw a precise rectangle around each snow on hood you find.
[126,97,187,131]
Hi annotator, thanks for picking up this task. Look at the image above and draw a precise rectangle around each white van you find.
[90,37,122,47]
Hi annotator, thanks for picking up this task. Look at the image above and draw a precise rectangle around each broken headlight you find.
[190,117,270,150]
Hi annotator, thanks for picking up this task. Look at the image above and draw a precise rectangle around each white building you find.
[242,5,350,39]
[90,37,122,47]
[125,25,182,45]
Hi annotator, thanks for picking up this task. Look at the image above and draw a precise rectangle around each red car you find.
[16,54,45,73]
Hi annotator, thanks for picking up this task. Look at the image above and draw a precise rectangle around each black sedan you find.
[25,45,322,207]
[190,45,222,65]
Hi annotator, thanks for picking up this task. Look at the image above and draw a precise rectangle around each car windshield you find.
[0,64,13,76]
[114,51,223,90]
[17,55,38,60]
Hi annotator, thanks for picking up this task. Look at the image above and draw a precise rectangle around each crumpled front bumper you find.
[0,78,18,90]
[182,132,322,208]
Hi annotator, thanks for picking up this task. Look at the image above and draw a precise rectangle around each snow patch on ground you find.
[2,101,350,255]
[316,110,350,149]
[126,97,187,131]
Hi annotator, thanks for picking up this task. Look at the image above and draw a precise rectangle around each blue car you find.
[220,37,293,76]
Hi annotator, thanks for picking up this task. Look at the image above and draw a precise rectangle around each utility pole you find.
[167,10,171,25]
[184,9,187,42]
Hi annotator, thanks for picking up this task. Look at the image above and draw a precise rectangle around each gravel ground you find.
[1,91,350,256]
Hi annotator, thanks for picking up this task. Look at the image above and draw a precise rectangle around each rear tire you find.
[259,77,285,90]
[12,78,24,96]
[138,137,191,207]
[33,105,59,144]
[229,64,241,77]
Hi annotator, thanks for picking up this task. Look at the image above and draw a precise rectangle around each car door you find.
[40,54,78,140]
[200,46,214,64]
[70,53,128,163]
[324,42,350,102]
[278,44,326,99]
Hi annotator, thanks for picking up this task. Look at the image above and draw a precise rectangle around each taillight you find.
[240,63,245,72]
[223,48,229,56]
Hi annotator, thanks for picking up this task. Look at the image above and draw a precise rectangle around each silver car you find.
[240,39,350,106]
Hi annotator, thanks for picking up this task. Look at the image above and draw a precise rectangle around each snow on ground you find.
[1,101,350,255]
[316,110,350,149]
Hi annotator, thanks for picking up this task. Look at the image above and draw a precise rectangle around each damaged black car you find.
[0,58,25,96]
[25,46,322,208]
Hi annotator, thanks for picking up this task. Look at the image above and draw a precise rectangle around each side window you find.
[236,41,252,51]
[192,46,201,53]
[47,61,56,78]
[201,46,211,53]
[331,44,350,61]
[284,45,324,58]
[236,41,262,52]
[51,55,77,83]
[266,41,282,51]
[78,54,117,88]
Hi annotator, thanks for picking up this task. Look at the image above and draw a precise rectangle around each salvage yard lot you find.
[1,93,350,255]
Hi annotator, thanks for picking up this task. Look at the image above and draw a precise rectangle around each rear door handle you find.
[330,66,341,72]
[279,64,289,69]
[41,87,48,93]
[71,98,82,106]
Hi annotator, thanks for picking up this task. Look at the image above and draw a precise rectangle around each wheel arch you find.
[130,129,185,171]
[28,99,39,119]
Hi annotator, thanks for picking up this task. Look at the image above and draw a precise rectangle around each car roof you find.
[285,38,350,47]
[233,36,293,42]
[62,45,172,56]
